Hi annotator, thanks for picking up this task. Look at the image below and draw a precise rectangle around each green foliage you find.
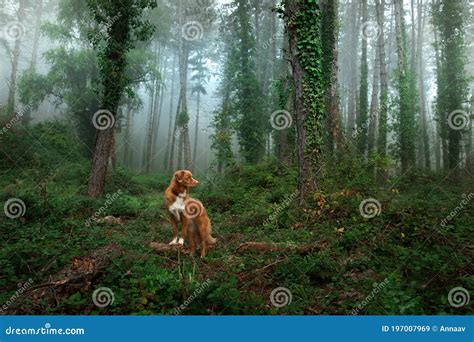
[432,0,470,169]
[293,1,325,166]
[228,0,265,163]
[87,0,156,113]
[0,127,472,314]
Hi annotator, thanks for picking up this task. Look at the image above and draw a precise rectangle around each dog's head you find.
[174,170,199,188]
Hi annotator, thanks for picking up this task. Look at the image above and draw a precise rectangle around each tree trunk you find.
[466,88,473,170]
[410,0,416,73]
[192,87,200,164]
[394,0,416,173]
[6,0,26,117]
[151,51,167,170]
[145,42,161,173]
[164,53,177,170]
[284,0,322,204]
[357,0,369,156]
[88,127,115,197]
[122,105,132,167]
[417,0,430,170]
[170,34,190,171]
[29,0,43,73]
[22,0,43,123]
[433,24,445,170]
[376,0,388,182]
[368,27,380,161]
[347,0,360,134]
[322,0,341,153]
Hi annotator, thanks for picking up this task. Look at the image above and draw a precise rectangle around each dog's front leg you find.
[179,214,190,245]
[169,213,179,245]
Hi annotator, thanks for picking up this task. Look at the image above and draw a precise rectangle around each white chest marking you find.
[169,191,186,221]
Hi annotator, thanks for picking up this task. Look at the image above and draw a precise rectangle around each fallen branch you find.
[149,241,216,255]
[149,242,184,253]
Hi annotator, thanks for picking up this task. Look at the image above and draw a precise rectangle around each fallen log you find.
[149,241,216,254]
[149,242,185,253]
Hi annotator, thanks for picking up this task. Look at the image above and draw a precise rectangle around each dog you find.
[165,170,199,245]
[185,198,216,258]
[164,170,216,257]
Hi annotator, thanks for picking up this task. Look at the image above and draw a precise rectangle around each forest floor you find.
[0,122,472,314]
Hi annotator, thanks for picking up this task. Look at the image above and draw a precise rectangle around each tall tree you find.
[4,0,26,116]
[367,22,380,161]
[376,0,388,181]
[347,0,360,134]
[233,0,265,163]
[190,48,210,164]
[416,0,430,170]
[87,0,156,197]
[357,0,369,156]
[164,53,177,171]
[144,42,161,172]
[321,0,341,152]
[432,0,469,171]
[283,0,325,203]
[394,0,417,173]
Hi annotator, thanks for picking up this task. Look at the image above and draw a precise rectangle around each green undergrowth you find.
[0,122,472,314]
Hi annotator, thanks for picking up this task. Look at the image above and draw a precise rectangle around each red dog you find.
[164,170,216,257]
[164,170,199,245]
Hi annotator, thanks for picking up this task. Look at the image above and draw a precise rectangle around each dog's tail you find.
[207,235,217,245]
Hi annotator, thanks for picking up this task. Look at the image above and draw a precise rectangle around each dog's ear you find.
[174,170,184,183]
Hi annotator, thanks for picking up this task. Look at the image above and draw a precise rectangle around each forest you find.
[0,0,472,315]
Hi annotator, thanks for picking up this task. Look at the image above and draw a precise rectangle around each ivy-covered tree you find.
[232,0,265,163]
[321,0,341,153]
[393,0,417,173]
[190,47,211,164]
[283,0,325,203]
[87,0,156,197]
[17,0,157,157]
[376,0,389,181]
[432,0,469,171]
[357,0,369,156]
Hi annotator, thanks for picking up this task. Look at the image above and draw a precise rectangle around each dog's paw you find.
[178,238,184,245]
[169,237,178,245]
